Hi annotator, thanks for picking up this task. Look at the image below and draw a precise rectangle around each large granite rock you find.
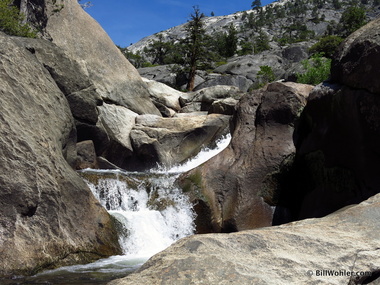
[273,18,380,224]
[98,103,138,168]
[109,193,380,285]
[0,33,121,277]
[179,82,312,232]
[21,0,160,116]
[331,17,380,95]
[130,113,230,170]
[179,85,243,113]
[142,77,183,113]
[214,52,287,82]
[138,65,178,88]
[194,74,254,92]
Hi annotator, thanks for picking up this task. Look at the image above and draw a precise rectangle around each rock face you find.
[15,0,171,171]
[179,82,312,232]
[272,18,380,224]
[20,0,160,115]
[179,85,244,113]
[108,193,380,285]
[331,17,380,94]
[130,114,230,170]
[0,33,121,277]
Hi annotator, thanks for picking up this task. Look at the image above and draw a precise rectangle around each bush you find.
[297,53,331,85]
[309,35,344,58]
[0,0,36,37]
[253,65,276,89]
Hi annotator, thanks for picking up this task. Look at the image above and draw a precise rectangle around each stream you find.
[6,135,231,285]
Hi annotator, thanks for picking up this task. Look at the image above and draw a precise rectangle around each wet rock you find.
[179,82,312,232]
[130,113,230,170]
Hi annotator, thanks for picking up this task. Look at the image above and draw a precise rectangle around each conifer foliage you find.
[0,0,36,38]
[184,6,207,91]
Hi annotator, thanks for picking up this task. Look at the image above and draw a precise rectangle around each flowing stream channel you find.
[9,135,231,285]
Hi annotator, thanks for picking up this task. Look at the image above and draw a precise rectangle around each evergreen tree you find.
[214,24,238,58]
[143,34,173,65]
[0,0,36,37]
[251,0,262,10]
[297,53,331,85]
[254,30,270,54]
[184,6,207,91]
[238,40,254,55]
[256,65,276,88]
[338,5,367,37]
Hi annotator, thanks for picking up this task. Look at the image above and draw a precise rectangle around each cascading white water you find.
[84,133,231,259]
[26,134,231,284]
[85,174,196,258]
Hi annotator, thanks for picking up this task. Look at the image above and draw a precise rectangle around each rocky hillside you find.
[126,0,380,92]
[128,0,380,54]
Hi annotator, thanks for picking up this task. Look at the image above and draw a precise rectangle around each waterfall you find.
[83,133,231,260]
[85,173,195,258]
[25,134,231,284]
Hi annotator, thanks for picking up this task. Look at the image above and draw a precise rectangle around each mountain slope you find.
[127,0,380,55]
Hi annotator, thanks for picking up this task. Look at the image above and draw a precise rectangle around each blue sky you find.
[86,0,273,47]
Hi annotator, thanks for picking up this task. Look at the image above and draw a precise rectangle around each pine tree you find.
[0,0,36,37]
[338,5,367,37]
[251,0,262,10]
[143,34,172,65]
[184,6,207,91]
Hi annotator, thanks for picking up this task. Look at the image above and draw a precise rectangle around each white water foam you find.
[86,176,195,258]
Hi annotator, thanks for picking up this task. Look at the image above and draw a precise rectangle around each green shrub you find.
[253,65,276,89]
[0,0,36,38]
[297,53,331,85]
[309,35,344,58]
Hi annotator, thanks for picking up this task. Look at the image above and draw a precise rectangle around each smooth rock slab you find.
[109,193,380,285]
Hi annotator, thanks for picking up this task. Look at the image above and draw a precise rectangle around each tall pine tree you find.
[185,6,207,91]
